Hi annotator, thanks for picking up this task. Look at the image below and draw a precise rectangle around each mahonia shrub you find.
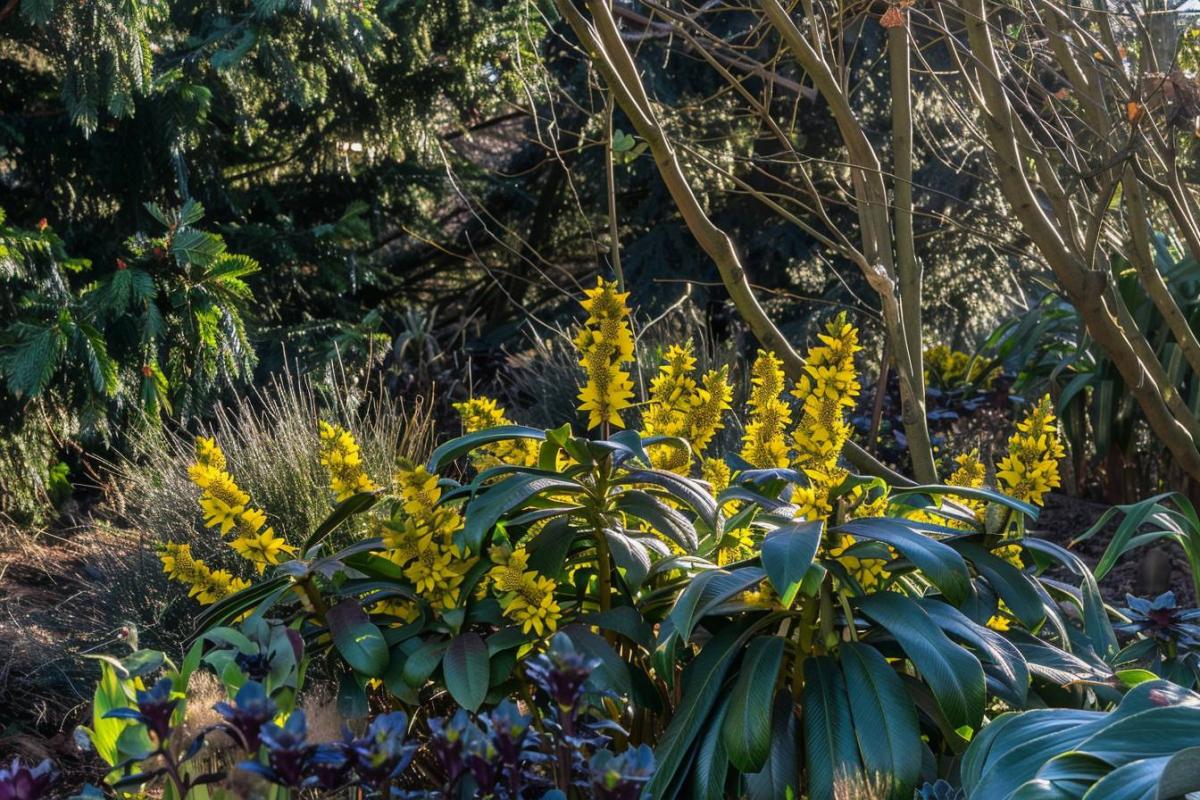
[133,276,1147,800]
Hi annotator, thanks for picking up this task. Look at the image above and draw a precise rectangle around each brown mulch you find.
[0,522,178,781]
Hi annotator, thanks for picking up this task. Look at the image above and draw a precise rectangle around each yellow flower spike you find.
[701,457,731,497]
[194,436,227,470]
[317,421,379,501]
[997,395,1063,507]
[740,350,792,468]
[574,278,636,430]
[687,366,733,454]
[453,396,538,471]
[786,314,862,528]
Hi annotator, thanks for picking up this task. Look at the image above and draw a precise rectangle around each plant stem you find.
[295,576,328,625]
[791,597,817,691]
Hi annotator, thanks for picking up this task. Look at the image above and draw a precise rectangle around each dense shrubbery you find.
[12,282,1186,799]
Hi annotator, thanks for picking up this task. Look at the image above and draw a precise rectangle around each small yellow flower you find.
[160,542,200,582]
[229,527,296,573]
[200,494,245,534]
[986,614,1011,631]
[740,350,792,468]
[194,436,227,470]
[487,546,532,593]
[502,573,561,636]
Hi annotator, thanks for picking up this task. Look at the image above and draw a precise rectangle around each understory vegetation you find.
[4,1,1200,799]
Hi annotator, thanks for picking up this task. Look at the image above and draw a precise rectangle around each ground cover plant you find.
[6,1,1200,799]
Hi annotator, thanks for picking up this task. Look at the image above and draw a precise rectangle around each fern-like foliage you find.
[1,202,259,427]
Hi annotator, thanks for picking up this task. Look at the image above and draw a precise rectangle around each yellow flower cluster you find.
[791,315,861,482]
[739,350,792,468]
[486,546,562,636]
[453,396,538,472]
[177,437,295,584]
[787,317,887,590]
[827,533,889,592]
[924,344,993,388]
[574,278,635,430]
[643,342,733,472]
[161,542,250,604]
[996,395,1064,507]
[381,466,475,612]
[318,421,379,501]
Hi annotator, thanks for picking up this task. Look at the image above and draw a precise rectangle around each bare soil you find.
[1034,492,1197,607]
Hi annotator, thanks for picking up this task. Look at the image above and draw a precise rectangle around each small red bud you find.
[37,218,48,232]
[141,365,153,378]
[116,258,128,270]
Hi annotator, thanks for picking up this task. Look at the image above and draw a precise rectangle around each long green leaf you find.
[692,694,732,800]
[620,469,719,528]
[722,636,784,772]
[840,642,921,799]
[918,600,1030,707]
[803,656,861,799]
[951,540,1045,629]
[646,624,749,799]
[427,426,547,472]
[1158,746,1200,799]
[836,518,971,604]
[745,689,799,800]
[614,489,698,552]
[303,491,378,553]
[760,521,822,606]
[443,633,490,712]
[461,473,580,552]
[327,599,389,678]
[858,593,986,730]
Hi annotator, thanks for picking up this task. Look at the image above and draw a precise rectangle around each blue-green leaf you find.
[760,521,822,606]
[840,642,921,799]
[443,633,489,712]
[722,636,784,772]
[427,426,548,472]
[803,656,861,798]
[836,518,970,604]
[858,593,985,730]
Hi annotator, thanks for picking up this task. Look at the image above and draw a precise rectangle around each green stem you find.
[818,574,836,652]
[296,576,328,625]
[791,597,817,692]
